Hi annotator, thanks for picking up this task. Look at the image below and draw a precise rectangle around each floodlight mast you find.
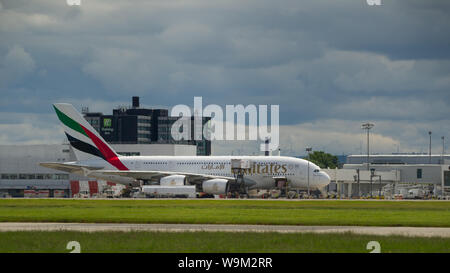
[361,123,374,171]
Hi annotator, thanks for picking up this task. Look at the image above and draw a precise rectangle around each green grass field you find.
[0,231,448,253]
[0,199,449,227]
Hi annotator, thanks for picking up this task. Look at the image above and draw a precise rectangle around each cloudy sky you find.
[0,0,449,156]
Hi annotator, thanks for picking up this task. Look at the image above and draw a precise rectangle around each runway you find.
[0,222,450,237]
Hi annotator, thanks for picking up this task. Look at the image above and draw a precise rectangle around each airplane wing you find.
[41,162,236,184]
[39,162,103,175]
[90,170,235,184]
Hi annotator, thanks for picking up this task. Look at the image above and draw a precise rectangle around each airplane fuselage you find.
[81,155,331,190]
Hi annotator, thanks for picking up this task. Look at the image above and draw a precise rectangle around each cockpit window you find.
[313,169,320,173]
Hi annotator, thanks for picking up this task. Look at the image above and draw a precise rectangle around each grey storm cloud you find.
[0,0,449,155]
[0,45,35,87]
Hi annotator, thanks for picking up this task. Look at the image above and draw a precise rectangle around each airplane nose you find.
[320,172,331,186]
[325,173,331,183]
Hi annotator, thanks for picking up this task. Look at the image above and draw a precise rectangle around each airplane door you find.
[168,160,175,171]
[135,160,141,170]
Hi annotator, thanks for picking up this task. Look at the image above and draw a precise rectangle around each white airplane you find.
[41,103,331,195]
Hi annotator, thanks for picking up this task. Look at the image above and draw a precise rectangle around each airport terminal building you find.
[346,154,450,165]
[323,154,450,198]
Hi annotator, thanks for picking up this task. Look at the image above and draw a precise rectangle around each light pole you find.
[370,168,375,199]
[357,169,360,198]
[429,131,432,164]
[442,136,445,164]
[353,169,360,199]
[379,175,382,198]
[306,147,312,197]
[361,123,374,171]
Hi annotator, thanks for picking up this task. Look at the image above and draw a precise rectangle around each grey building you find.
[0,144,75,197]
[339,154,450,198]
[346,154,450,165]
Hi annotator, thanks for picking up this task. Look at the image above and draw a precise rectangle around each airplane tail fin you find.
[53,103,128,170]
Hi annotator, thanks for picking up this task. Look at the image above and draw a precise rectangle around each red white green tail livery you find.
[53,103,128,171]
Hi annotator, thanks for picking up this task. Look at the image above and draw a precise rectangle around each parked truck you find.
[142,185,196,198]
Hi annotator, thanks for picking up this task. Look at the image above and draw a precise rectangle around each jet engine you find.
[160,175,186,186]
[202,179,229,195]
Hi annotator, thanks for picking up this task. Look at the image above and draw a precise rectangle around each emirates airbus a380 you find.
[40,103,330,195]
